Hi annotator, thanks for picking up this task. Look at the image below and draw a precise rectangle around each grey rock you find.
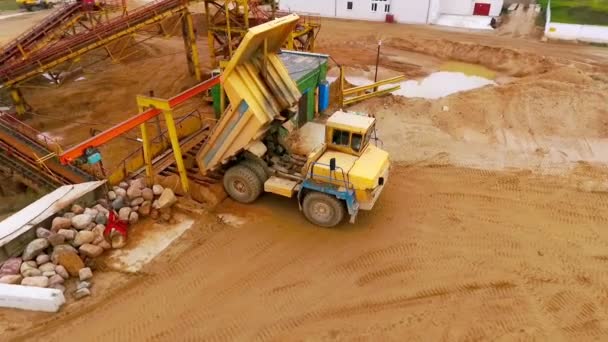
[107,191,117,201]
[119,181,129,189]
[158,188,177,209]
[130,197,144,207]
[22,238,49,261]
[51,217,72,232]
[36,227,52,239]
[21,276,49,288]
[22,268,42,277]
[71,214,94,230]
[93,204,109,215]
[57,229,76,241]
[42,271,56,277]
[79,267,93,281]
[126,185,143,200]
[48,233,66,247]
[112,196,126,210]
[71,204,84,214]
[129,212,139,225]
[0,257,22,276]
[48,274,64,285]
[79,244,104,258]
[118,207,132,221]
[95,212,108,225]
[74,231,96,246]
[0,274,23,284]
[83,208,99,217]
[38,262,56,273]
[152,184,164,196]
[55,265,69,279]
[20,260,37,273]
[142,188,154,201]
[77,281,91,290]
[74,287,91,299]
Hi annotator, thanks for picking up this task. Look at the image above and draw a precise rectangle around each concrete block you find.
[0,283,65,312]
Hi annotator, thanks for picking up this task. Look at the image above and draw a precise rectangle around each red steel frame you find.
[59,75,221,164]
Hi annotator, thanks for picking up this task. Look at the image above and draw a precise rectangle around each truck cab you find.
[297,111,390,226]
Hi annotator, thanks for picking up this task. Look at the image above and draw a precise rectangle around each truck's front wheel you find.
[223,164,263,204]
[302,192,345,228]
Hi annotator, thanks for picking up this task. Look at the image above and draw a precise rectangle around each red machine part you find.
[104,210,128,239]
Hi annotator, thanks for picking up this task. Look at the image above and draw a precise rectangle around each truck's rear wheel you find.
[223,164,263,204]
[302,192,345,228]
[241,159,268,183]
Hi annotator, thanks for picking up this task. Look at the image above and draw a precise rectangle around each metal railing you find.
[306,161,354,192]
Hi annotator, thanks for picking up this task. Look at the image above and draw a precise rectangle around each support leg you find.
[164,109,189,193]
[182,11,201,81]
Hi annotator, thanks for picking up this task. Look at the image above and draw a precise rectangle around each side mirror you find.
[329,158,336,171]
[378,177,384,186]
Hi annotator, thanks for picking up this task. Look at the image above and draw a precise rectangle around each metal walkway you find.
[0,112,96,193]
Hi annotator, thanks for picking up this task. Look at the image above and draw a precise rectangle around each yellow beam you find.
[343,75,406,95]
[183,11,201,81]
[9,88,27,116]
[163,109,189,193]
[343,85,401,106]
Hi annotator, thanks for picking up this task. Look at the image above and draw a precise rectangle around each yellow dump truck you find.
[195,14,390,227]
[16,0,58,10]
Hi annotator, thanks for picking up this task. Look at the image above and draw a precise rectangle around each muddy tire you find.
[241,159,269,183]
[223,164,263,204]
[302,192,345,228]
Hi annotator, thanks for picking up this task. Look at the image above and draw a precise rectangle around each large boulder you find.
[38,262,55,273]
[152,184,164,196]
[74,287,91,299]
[71,214,94,230]
[83,208,99,217]
[21,268,42,277]
[138,201,151,216]
[129,212,139,225]
[57,229,76,241]
[112,196,126,210]
[0,275,23,285]
[51,244,79,264]
[22,238,49,261]
[71,204,85,214]
[115,187,127,199]
[95,212,108,225]
[20,261,37,273]
[21,276,49,288]
[130,197,144,207]
[107,191,117,201]
[63,212,76,220]
[47,233,65,247]
[35,227,51,239]
[55,265,69,279]
[0,257,21,276]
[118,181,129,189]
[93,204,109,216]
[142,188,154,201]
[35,254,50,265]
[48,274,64,286]
[79,244,104,258]
[79,267,93,281]
[51,217,72,232]
[56,252,84,277]
[158,188,177,209]
[118,207,132,222]
[74,231,96,246]
[126,185,143,200]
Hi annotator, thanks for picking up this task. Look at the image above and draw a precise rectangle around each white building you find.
[279,0,504,25]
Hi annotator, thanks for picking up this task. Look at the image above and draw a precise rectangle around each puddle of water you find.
[394,71,495,99]
[440,61,497,80]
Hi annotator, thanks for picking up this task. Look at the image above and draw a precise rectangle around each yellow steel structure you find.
[339,66,406,107]
[136,95,190,192]
[196,14,302,173]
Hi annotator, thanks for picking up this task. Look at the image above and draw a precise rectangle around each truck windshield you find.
[351,126,373,152]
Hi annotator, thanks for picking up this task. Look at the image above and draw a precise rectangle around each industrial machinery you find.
[16,0,59,11]
[195,14,390,227]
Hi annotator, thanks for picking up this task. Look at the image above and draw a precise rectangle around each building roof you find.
[327,110,375,133]
[279,50,328,82]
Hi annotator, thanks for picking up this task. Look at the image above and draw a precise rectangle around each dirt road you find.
[8,165,608,341]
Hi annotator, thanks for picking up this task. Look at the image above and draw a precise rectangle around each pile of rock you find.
[0,178,177,301]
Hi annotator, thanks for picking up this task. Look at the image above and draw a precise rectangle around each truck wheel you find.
[302,192,345,228]
[223,164,263,204]
[241,159,269,183]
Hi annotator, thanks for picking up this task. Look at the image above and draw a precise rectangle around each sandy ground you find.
[2,6,608,341]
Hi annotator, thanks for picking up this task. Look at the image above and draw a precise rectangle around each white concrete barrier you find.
[545,22,608,44]
[0,284,65,312]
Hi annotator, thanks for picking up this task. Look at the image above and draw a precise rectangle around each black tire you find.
[223,164,263,204]
[241,159,269,183]
[302,192,345,228]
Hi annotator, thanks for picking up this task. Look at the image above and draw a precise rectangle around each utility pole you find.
[374,40,382,91]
